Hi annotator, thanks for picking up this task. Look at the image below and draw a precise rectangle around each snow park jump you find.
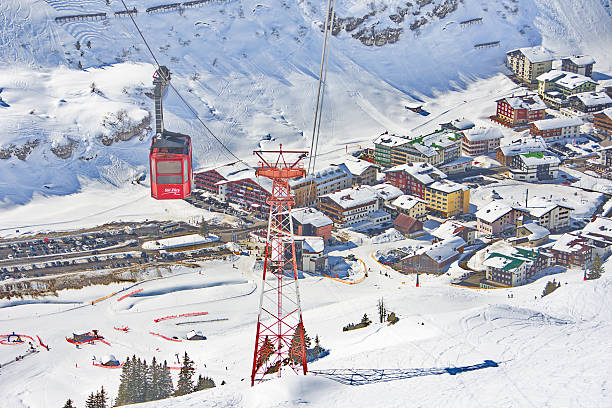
[92,355,124,369]
[153,312,208,323]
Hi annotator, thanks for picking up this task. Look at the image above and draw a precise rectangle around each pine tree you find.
[288,324,306,365]
[255,336,275,370]
[377,298,387,323]
[75,41,81,50]
[145,357,160,401]
[588,253,603,280]
[199,220,209,236]
[194,374,215,391]
[95,386,108,408]
[115,356,132,406]
[78,61,83,70]
[62,399,75,408]
[175,352,196,396]
[85,392,96,408]
[159,360,174,398]
[361,313,371,326]
[86,40,91,49]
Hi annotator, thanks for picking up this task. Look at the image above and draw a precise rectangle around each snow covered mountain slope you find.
[0,0,611,205]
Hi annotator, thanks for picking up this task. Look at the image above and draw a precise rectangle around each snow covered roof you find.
[343,159,377,176]
[536,70,566,82]
[431,220,474,241]
[551,233,592,253]
[581,216,612,244]
[290,164,352,188]
[520,222,550,241]
[297,236,325,254]
[322,186,378,209]
[463,127,504,142]
[532,117,583,130]
[518,200,572,218]
[518,152,560,167]
[440,118,475,131]
[428,180,468,194]
[600,108,612,120]
[374,134,406,147]
[475,202,514,223]
[499,136,547,157]
[513,46,554,63]
[483,253,526,272]
[571,91,612,107]
[200,161,252,179]
[502,94,547,111]
[186,330,205,339]
[291,208,333,228]
[391,194,426,211]
[385,162,447,185]
[564,55,595,66]
[555,72,596,90]
[367,183,403,201]
[416,236,466,264]
[216,169,274,194]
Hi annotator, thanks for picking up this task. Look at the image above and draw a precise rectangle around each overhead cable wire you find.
[116,0,246,165]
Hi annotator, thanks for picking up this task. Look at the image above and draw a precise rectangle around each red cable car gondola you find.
[149,66,193,200]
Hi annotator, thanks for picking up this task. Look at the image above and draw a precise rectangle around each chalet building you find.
[569,91,612,113]
[495,94,546,127]
[194,161,252,193]
[368,183,403,205]
[593,108,612,136]
[431,220,476,245]
[439,118,475,132]
[496,136,547,165]
[217,176,272,213]
[578,216,612,259]
[438,157,473,175]
[506,46,554,83]
[509,152,560,181]
[475,203,522,235]
[289,164,353,207]
[561,55,595,77]
[530,117,583,141]
[462,127,503,156]
[424,180,470,217]
[512,222,550,247]
[291,208,333,242]
[374,131,462,167]
[397,236,466,274]
[483,246,550,287]
[390,194,427,220]
[384,162,446,198]
[393,214,423,235]
[517,202,572,232]
[318,186,379,227]
[537,70,597,97]
[550,233,592,268]
[294,236,328,274]
[343,160,378,186]
[194,162,272,212]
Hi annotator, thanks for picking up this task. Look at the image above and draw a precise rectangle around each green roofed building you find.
[509,151,560,182]
[482,245,551,287]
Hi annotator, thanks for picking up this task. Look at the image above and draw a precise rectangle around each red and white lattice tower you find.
[251,146,308,386]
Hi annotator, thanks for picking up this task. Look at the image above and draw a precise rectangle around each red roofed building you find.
[393,214,423,235]
[550,233,592,268]
[495,94,546,127]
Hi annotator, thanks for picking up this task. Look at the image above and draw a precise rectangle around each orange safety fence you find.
[153,312,208,323]
[149,332,182,342]
[91,291,119,305]
[117,289,143,302]
[324,258,367,285]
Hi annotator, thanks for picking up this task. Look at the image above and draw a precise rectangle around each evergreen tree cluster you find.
[542,279,561,297]
[378,298,388,323]
[175,352,196,396]
[588,254,603,280]
[115,356,174,406]
[342,313,371,331]
[85,387,108,408]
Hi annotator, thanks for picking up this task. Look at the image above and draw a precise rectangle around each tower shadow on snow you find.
[310,360,499,386]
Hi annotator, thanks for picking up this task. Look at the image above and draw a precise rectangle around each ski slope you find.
[1,239,611,407]
[1,0,611,205]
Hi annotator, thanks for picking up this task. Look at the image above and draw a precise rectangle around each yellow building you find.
[290,177,317,207]
[506,46,553,84]
[424,180,470,217]
[390,194,427,220]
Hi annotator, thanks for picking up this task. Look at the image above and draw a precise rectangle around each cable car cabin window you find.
[157,160,182,174]
[183,159,189,183]
[157,174,183,184]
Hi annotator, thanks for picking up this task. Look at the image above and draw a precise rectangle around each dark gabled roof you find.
[394,214,421,231]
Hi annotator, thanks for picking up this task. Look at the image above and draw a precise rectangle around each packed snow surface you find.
[1,242,612,407]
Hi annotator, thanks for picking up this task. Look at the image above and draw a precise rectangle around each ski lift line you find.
[116,0,246,165]
[307,0,334,176]
[310,0,337,179]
